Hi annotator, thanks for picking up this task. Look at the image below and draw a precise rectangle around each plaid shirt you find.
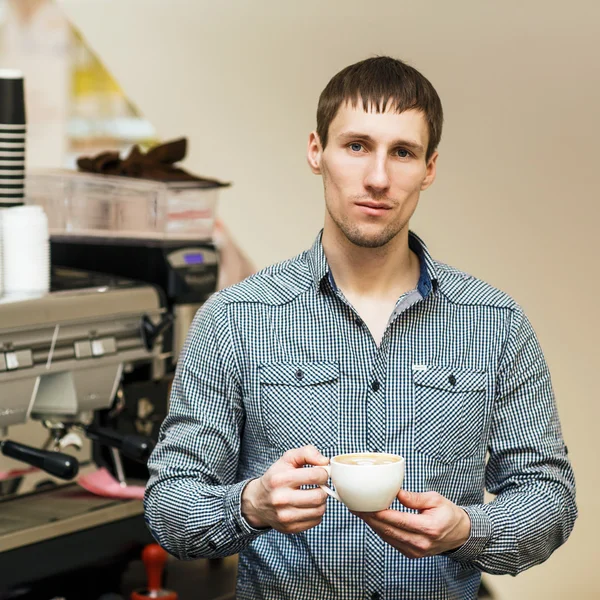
[145,231,576,600]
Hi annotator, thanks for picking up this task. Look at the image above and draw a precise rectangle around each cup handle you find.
[318,464,341,502]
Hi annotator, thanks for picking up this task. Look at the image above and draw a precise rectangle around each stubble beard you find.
[326,204,405,248]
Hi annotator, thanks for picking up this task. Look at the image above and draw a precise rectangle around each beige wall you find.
[61,1,599,598]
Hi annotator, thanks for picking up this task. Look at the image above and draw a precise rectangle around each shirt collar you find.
[306,229,438,298]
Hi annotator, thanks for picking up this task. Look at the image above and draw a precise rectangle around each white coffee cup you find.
[320,452,405,512]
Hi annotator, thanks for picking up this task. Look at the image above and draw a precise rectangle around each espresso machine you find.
[24,169,220,482]
[0,266,167,596]
[49,236,219,481]
[0,170,221,597]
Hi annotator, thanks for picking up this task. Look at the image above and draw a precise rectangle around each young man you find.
[145,56,576,600]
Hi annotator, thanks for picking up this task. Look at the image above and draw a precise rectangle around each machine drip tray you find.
[0,484,144,553]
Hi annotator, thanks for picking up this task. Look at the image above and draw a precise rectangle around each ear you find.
[420,151,438,191]
[307,131,322,174]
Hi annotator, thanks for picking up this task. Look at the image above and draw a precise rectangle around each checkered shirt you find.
[145,231,577,600]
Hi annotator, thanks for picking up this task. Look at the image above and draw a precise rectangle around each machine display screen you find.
[184,253,205,265]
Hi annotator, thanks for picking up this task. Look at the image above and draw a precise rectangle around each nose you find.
[363,153,390,193]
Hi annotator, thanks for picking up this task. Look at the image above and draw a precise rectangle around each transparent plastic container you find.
[25,169,220,240]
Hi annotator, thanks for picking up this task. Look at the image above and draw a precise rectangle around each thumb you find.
[282,445,329,468]
[397,489,440,510]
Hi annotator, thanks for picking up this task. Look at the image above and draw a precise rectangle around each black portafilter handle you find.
[0,440,79,480]
[141,313,174,352]
[84,425,155,462]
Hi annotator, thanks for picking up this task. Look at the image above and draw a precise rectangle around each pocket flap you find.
[412,365,486,392]
[259,361,339,386]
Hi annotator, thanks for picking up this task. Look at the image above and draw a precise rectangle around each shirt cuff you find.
[224,478,271,536]
[444,505,493,562]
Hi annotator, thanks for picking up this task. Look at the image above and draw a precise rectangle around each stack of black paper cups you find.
[0,69,26,208]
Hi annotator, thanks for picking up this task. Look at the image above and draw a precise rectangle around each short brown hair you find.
[316,56,443,161]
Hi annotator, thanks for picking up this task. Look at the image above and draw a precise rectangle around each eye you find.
[349,143,363,152]
[396,148,410,158]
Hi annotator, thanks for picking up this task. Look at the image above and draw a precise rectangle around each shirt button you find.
[295,369,304,380]
[208,541,217,551]
[234,521,242,533]
[448,374,457,386]
[355,318,363,327]
[371,380,380,392]
[371,593,381,600]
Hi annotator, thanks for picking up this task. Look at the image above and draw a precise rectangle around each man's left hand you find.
[353,489,471,559]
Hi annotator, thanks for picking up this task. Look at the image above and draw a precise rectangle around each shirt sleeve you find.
[446,305,577,574]
[144,294,268,560]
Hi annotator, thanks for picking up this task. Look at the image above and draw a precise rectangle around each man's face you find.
[307,102,438,248]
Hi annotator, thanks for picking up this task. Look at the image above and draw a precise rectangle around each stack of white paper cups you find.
[0,69,26,207]
[1,205,50,294]
[0,210,3,295]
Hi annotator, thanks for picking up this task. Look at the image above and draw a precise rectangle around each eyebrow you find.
[336,131,425,154]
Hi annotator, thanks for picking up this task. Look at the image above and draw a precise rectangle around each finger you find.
[354,509,424,534]
[269,486,327,510]
[375,531,432,559]
[269,465,329,489]
[281,445,329,468]
[360,516,433,557]
[277,516,324,535]
[397,489,442,511]
[296,506,327,522]
[287,465,329,487]
[276,506,326,528]
[288,487,328,508]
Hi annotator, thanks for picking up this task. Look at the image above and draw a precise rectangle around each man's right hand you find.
[241,445,330,534]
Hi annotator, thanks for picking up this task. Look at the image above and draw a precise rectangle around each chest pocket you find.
[259,361,339,451]
[413,365,488,464]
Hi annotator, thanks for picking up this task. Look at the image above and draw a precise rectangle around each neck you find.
[321,225,420,300]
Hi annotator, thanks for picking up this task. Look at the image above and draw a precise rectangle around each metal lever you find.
[84,425,155,463]
[140,313,174,352]
[0,440,79,480]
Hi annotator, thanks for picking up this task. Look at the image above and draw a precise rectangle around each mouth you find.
[354,201,393,216]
